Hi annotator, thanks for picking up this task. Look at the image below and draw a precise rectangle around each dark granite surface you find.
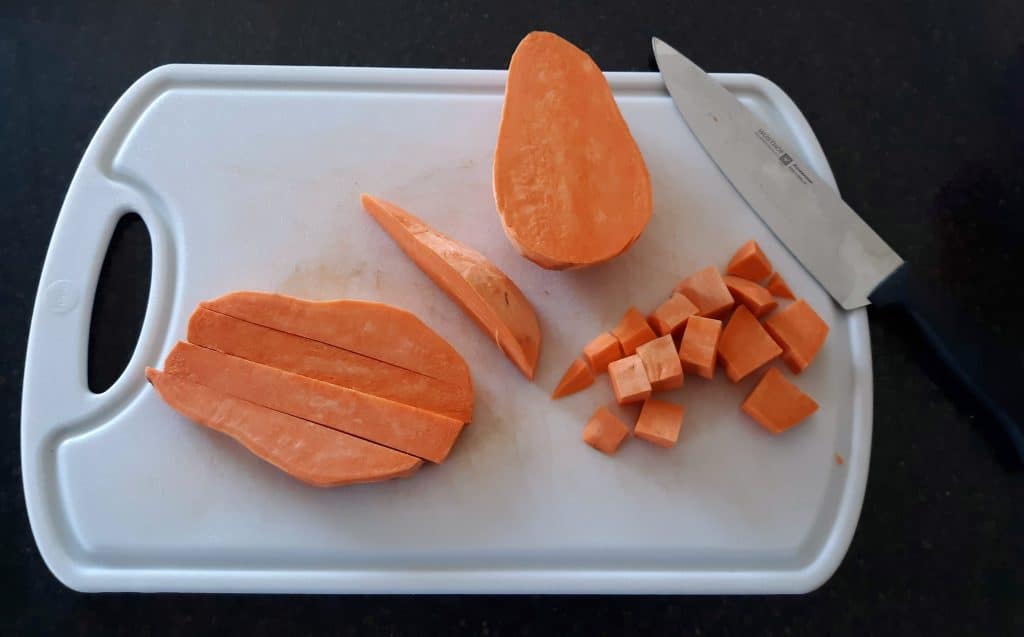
[2,1,1022,634]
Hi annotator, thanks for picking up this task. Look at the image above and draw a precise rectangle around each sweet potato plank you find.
[361,194,541,380]
[164,342,464,463]
[188,307,473,422]
[200,291,470,387]
[147,369,422,487]
[493,31,652,269]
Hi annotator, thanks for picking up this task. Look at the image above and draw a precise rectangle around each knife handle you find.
[869,263,1024,463]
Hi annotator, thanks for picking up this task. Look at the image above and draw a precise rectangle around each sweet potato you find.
[741,368,818,434]
[146,369,422,487]
[493,31,652,269]
[765,272,795,300]
[717,306,783,382]
[677,316,722,380]
[582,406,630,455]
[361,194,541,379]
[726,240,772,282]
[723,275,778,318]
[648,293,699,337]
[636,335,683,391]
[164,342,464,463]
[552,357,595,399]
[676,266,734,318]
[582,332,622,374]
[608,354,652,405]
[763,299,829,374]
[201,291,470,387]
[611,307,656,356]
[633,398,685,448]
[188,307,473,422]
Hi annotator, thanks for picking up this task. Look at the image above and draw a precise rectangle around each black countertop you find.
[2,1,1022,634]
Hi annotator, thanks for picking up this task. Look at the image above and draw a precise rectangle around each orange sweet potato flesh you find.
[188,307,473,422]
[726,240,772,282]
[552,357,595,399]
[678,316,722,380]
[765,272,796,300]
[582,406,630,455]
[201,291,470,388]
[741,368,819,434]
[164,342,464,463]
[676,266,734,318]
[717,305,782,382]
[147,369,422,487]
[493,31,652,269]
[763,299,829,373]
[362,194,541,380]
[723,275,778,318]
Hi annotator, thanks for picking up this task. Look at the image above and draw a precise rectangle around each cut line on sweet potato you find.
[147,369,422,487]
[552,357,595,399]
[493,31,652,269]
[361,194,541,380]
[164,341,464,463]
[678,316,722,380]
[188,307,473,422]
[200,291,470,387]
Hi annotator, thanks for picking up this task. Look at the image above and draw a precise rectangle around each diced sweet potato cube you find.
[636,335,683,391]
[741,368,818,433]
[648,293,699,336]
[551,357,595,399]
[675,266,734,318]
[611,307,657,355]
[582,332,622,374]
[634,398,685,448]
[678,316,722,379]
[726,240,773,282]
[723,275,778,318]
[765,272,795,300]
[582,406,630,455]
[763,299,829,374]
[608,354,652,405]
[717,305,782,382]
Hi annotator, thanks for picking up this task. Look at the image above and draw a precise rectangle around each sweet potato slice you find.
[188,307,473,422]
[763,299,829,374]
[741,368,818,434]
[147,369,422,487]
[361,194,541,380]
[726,240,772,282]
[201,291,470,387]
[676,266,735,318]
[717,306,783,382]
[552,357,595,399]
[765,272,796,300]
[493,31,652,269]
[164,342,464,463]
[723,275,778,318]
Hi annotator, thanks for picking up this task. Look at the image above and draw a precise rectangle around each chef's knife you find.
[652,37,1023,460]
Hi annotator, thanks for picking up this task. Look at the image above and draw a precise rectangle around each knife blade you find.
[652,37,1023,461]
[652,37,902,310]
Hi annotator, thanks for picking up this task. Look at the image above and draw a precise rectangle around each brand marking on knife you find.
[755,128,814,185]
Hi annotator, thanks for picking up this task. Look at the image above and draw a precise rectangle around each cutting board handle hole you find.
[87,212,152,394]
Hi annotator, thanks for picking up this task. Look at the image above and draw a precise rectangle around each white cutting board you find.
[22,65,871,594]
